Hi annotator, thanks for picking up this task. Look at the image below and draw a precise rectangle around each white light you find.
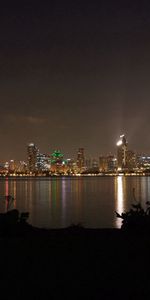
[116,140,122,146]
[116,176,124,228]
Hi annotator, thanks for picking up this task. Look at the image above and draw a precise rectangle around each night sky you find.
[1,0,150,161]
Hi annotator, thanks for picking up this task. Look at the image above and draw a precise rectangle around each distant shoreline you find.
[0,173,149,178]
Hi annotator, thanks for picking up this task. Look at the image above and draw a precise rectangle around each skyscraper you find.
[50,150,66,174]
[27,143,38,173]
[116,135,128,170]
[77,148,85,172]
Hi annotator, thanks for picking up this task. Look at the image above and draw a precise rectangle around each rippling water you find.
[0,176,150,229]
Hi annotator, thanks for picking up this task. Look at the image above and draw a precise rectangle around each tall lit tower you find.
[27,143,38,173]
[77,148,85,172]
[116,135,128,170]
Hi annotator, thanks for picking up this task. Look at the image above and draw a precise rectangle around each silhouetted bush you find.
[0,209,30,235]
[68,223,84,232]
[19,212,29,224]
[116,201,150,231]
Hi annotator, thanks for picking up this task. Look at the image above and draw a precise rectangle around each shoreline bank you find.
[0,224,149,299]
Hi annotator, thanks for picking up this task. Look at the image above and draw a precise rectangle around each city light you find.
[116,140,122,146]
[0,134,150,176]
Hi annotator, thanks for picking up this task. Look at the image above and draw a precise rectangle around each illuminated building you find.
[99,156,108,172]
[27,143,38,173]
[108,156,117,172]
[85,158,91,170]
[136,155,150,171]
[82,158,99,174]
[116,135,136,172]
[36,153,50,172]
[116,135,128,170]
[15,161,28,173]
[77,148,85,173]
[0,164,5,174]
[9,160,15,173]
[4,162,9,172]
[65,159,76,174]
[126,150,136,171]
[99,155,117,172]
[92,158,99,172]
[50,150,67,174]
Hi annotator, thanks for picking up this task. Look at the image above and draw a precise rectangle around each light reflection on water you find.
[115,176,127,228]
[115,176,124,228]
[0,177,150,228]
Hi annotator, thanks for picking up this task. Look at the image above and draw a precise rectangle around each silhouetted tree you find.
[116,201,150,231]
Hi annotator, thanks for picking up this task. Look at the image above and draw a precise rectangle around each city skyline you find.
[1,1,150,160]
[0,134,150,163]
[1,134,150,173]
[1,133,150,163]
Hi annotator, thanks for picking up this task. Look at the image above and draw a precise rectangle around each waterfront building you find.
[50,150,67,174]
[27,143,39,173]
[4,161,9,172]
[107,156,117,172]
[0,164,6,174]
[77,148,85,173]
[91,158,99,172]
[15,161,28,173]
[9,160,15,173]
[65,158,76,174]
[99,156,108,172]
[85,158,91,170]
[136,155,150,171]
[116,135,128,171]
[126,150,136,171]
[36,153,50,172]
[99,155,117,172]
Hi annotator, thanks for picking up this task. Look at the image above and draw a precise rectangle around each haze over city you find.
[1,1,150,161]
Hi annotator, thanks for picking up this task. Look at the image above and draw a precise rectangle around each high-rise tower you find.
[77,148,85,172]
[116,135,128,170]
[27,143,38,173]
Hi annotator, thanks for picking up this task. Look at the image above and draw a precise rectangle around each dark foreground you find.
[0,225,150,300]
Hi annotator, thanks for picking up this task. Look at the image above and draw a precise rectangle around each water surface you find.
[0,176,150,229]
